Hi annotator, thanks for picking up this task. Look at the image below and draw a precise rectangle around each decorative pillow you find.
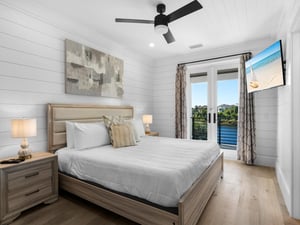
[103,115,124,128]
[124,119,145,142]
[65,121,75,149]
[103,115,125,143]
[131,119,145,138]
[73,122,110,150]
[110,123,136,148]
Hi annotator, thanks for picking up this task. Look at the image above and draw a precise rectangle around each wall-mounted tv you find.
[245,40,285,93]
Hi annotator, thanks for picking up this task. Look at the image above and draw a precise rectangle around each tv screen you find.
[245,40,285,93]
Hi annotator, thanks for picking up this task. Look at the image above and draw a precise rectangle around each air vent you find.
[189,44,203,49]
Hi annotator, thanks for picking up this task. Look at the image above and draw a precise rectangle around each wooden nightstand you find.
[146,131,159,136]
[0,152,58,225]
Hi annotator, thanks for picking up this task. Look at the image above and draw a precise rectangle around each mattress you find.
[56,136,220,207]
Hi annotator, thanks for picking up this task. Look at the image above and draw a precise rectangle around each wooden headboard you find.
[47,104,134,153]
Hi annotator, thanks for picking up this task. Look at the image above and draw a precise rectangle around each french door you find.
[187,60,239,149]
[189,66,218,141]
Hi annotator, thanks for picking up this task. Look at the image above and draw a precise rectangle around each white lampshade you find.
[155,25,168,35]
[142,115,153,124]
[11,119,37,138]
[11,118,37,160]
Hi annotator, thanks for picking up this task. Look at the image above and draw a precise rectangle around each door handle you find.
[213,113,216,123]
[208,113,211,123]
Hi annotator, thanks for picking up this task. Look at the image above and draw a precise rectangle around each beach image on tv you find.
[245,40,284,93]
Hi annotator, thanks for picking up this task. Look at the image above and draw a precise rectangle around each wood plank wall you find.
[0,1,154,158]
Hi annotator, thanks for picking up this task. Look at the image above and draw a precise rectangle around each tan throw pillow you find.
[103,115,124,144]
[110,123,136,148]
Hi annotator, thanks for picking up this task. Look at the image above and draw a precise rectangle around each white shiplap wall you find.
[152,38,278,167]
[253,89,278,166]
[277,31,300,218]
[0,1,154,158]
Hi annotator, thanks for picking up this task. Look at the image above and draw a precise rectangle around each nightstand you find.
[146,131,159,136]
[0,152,58,225]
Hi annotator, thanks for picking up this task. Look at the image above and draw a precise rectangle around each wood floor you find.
[11,160,300,225]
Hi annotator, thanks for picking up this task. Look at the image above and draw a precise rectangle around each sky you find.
[245,40,281,69]
[192,79,238,107]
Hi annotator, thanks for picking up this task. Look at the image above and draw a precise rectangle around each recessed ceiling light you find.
[189,43,203,49]
[149,42,155,48]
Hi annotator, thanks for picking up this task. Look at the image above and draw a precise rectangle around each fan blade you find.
[163,29,175,44]
[115,18,154,24]
[167,0,203,23]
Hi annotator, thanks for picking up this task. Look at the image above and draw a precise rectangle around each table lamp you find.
[11,118,37,160]
[142,115,152,134]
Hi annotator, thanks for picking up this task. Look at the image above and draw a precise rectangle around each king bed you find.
[47,103,223,225]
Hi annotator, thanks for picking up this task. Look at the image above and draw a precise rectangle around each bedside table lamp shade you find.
[142,115,152,134]
[11,119,37,159]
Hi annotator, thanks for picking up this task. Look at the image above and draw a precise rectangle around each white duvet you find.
[56,136,220,207]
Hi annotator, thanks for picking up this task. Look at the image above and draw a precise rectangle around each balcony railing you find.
[191,117,237,150]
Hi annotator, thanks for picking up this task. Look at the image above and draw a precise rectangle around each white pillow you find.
[131,119,145,138]
[73,122,110,150]
[65,121,75,149]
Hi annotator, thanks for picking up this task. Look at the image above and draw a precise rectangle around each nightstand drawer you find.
[0,152,58,225]
[8,180,52,212]
[7,163,52,192]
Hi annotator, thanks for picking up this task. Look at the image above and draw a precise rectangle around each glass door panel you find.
[217,71,238,150]
[191,81,208,140]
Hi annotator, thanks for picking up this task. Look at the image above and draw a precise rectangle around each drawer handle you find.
[25,172,39,178]
[25,189,40,196]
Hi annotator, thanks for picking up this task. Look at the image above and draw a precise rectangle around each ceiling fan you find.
[115,0,203,44]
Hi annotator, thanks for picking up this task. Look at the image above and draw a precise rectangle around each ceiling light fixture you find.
[149,42,155,48]
[154,24,168,35]
[154,9,168,35]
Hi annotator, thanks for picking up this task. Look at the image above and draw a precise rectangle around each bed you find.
[47,103,223,225]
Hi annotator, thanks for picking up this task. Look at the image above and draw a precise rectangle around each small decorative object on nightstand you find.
[0,152,58,225]
[142,114,152,134]
[146,131,159,136]
[11,118,37,160]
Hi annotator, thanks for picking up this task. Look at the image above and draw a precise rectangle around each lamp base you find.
[145,124,151,134]
[18,148,32,160]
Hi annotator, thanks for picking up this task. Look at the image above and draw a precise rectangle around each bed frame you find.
[47,103,223,225]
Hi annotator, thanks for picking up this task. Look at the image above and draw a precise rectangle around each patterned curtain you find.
[237,53,256,165]
[175,64,187,139]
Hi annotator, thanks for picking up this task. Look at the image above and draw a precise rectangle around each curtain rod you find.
[177,51,252,66]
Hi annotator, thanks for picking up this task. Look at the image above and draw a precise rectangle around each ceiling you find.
[24,0,296,58]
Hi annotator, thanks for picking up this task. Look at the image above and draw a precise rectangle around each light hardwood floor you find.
[10,160,300,225]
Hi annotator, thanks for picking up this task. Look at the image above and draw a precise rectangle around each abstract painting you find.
[65,39,124,97]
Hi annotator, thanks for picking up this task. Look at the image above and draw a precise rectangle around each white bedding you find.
[56,136,220,207]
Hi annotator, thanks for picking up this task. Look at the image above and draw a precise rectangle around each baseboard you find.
[223,152,276,167]
[276,163,292,215]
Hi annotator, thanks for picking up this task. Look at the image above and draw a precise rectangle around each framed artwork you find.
[65,39,124,97]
